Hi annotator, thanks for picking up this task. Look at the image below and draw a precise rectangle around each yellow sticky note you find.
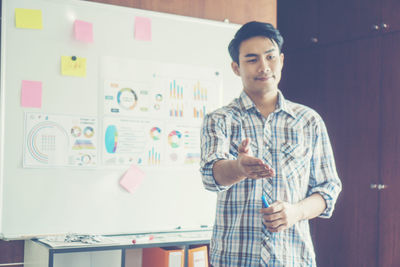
[61,56,87,77]
[15,8,43,29]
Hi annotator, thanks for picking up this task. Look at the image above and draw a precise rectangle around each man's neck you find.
[245,89,279,118]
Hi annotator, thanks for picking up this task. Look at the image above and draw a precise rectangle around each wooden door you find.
[379,32,400,267]
[277,0,319,52]
[311,37,381,267]
[319,0,381,44]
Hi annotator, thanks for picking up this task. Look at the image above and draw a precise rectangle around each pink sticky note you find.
[119,164,145,193]
[134,17,152,41]
[74,20,93,43]
[21,80,42,108]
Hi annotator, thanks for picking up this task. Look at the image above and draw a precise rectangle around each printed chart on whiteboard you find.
[101,57,222,167]
[23,113,98,168]
[103,117,165,166]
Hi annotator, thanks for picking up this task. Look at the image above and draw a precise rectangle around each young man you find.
[200,21,342,266]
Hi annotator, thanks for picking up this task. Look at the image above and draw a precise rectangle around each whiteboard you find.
[0,0,242,239]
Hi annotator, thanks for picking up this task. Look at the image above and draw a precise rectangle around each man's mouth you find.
[255,75,274,81]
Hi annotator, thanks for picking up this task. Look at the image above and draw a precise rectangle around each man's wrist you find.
[233,157,245,180]
[295,201,306,222]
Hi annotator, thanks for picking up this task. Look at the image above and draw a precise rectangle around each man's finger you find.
[238,138,251,153]
[241,156,264,166]
[249,170,272,178]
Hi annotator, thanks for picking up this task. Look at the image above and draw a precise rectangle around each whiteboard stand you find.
[24,231,211,267]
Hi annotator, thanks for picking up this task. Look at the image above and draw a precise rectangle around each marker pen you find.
[262,195,269,208]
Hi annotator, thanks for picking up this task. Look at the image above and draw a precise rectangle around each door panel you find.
[277,0,319,51]
[313,37,380,267]
[382,0,400,33]
[319,0,381,44]
[379,32,400,267]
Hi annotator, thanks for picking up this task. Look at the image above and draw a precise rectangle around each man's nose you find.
[258,58,270,73]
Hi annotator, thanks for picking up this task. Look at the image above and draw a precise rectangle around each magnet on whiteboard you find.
[71,56,77,61]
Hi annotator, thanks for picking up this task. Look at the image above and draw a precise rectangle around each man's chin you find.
[244,87,278,96]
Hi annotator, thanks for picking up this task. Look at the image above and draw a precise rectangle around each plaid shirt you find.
[200,91,341,267]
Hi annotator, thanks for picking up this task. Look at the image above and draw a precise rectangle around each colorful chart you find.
[184,153,200,164]
[105,125,118,153]
[193,106,206,119]
[72,139,96,150]
[150,127,161,140]
[26,121,69,164]
[169,104,184,118]
[153,103,160,110]
[80,154,92,165]
[71,126,82,137]
[83,126,95,138]
[168,130,182,148]
[170,80,183,99]
[155,93,163,102]
[117,88,138,110]
[148,147,161,165]
[193,81,208,101]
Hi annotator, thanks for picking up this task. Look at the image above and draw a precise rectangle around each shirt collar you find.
[238,90,296,119]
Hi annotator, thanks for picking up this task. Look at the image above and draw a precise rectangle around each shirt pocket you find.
[281,142,309,174]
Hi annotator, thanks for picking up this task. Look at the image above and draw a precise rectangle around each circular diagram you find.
[168,130,182,148]
[80,154,92,164]
[150,127,161,140]
[27,121,69,164]
[71,126,82,137]
[155,93,163,102]
[153,103,160,110]
[83,126,94,138]
[117,88,138,110]
[105,125,118,153]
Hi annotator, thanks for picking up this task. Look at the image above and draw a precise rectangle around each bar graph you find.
[169,80,184,100]
[193,81,208,101]
[148,147,161,165]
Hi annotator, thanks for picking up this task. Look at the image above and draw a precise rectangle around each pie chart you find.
[105,125,118,153]
[168,130,182,148]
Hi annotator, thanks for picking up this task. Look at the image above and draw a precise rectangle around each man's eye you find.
[267,55,276,60]
[247,59,257,62]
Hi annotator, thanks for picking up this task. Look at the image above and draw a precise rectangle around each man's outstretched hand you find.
[236,138,274,179]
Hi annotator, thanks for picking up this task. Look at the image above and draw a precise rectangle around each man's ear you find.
[280,53,284,67]
[231,61,241,76]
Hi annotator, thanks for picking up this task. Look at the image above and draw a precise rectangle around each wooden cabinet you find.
[382,0,400,33]
[280,30,400,266]
[315,38,381,267]
[277,0,319,51]
[379,32,400,267]
[279,47,321,110]
[278,0,400,50]
[318,1,381,44]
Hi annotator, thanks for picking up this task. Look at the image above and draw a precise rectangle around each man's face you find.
[231,36,284,96]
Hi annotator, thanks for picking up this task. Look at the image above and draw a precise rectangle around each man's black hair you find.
[228,21,284,64]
